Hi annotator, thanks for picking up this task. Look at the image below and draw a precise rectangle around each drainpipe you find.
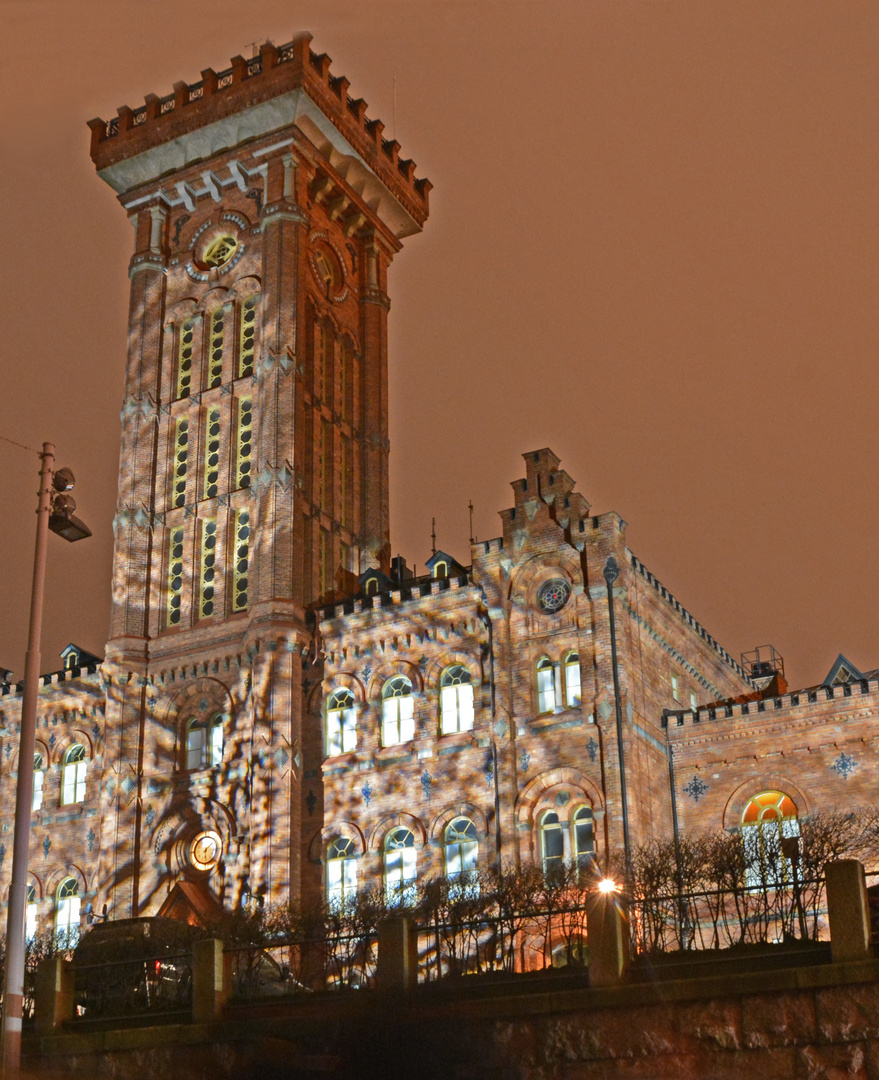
[603,555,631,882]
[476,584,502,867]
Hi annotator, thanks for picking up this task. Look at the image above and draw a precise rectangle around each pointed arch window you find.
[537,657,556,714]
[440,666,474,734]
[444,817,478,880]
[327,838,357,908]
[326,689,356,756]
[382,676,415,746]
[384,827,416,906]
[564,652,581,708]
[61,744,87,805]
[55,877,81,943]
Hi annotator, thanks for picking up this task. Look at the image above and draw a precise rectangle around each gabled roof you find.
[425,550,465,578]
[823,653,866,687]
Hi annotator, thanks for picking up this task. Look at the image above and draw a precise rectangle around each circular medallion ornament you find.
[536,578,572,614]
[189,830,222,872]
[202,234,238,269]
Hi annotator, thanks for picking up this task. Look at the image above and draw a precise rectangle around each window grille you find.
[167,527,184,627]
[172,418,189,508]
[176,318,194,399]
[199,519,217,618]
[238,294,258,378]
[207,307,226,388]
[235,397,253,490]
[204,407,221,499]
[232,510,250,612]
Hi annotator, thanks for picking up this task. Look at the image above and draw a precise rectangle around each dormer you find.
[425,550,465,580]
[823,653,865,688]
[359,567,393,598]
[60,644,101,672]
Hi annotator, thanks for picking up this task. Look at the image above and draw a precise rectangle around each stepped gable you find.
[87,33,430,228]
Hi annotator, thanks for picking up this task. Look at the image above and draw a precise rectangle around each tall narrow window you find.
[573,806,594,869]
[381,676,415,746]
[671,674,681,702]
[235,397,253,490]
[384,828,416,906]
[321,324,333,403]
[172,418,189,508]
[319,529,332,597]
[207,306,226,388]
[61,744,87,805]
[200,519,217,618]
[232,510,250,612]
[204,407,221,499]
[742,791,799,889]
[55,878,81,943]
[186,715,223,770]
[444,817,478,879]
[32,754,44,812]
[564,652,581,708]
[327,838,357,908]
[238,294,258,378]
[176,318,194,399]
[25,884,37,942]
[339,340,350,421]
[326,689,356,756]
[537,657,556,713]
[167,527,184,627]
[440,666,475,734]
[540,810,564,875]
[321,420,333,507]
[340,434,351,529]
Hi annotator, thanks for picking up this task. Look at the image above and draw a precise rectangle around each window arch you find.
[573,806,594,868]
[741,790,799,888]
[185,714,223,771]
[537,657,556,714]
[326,689,356,756]
[440,666,474,735]
[564,652,581,708]
[61,744,87,805]
[384,827,417,906]
[540,810,564,874]
[327,837,357,908]
[444,817,478,880]
[55,877,81,943]
[32,753,44,812]
[382,676,415,746]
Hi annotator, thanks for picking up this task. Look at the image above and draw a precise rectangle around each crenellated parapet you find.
[87,34,430,232]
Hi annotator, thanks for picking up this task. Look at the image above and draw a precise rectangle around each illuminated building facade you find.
[0,37,877,937]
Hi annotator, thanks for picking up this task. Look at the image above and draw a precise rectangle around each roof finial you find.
[468,500,475,545]
[430,517,436,556]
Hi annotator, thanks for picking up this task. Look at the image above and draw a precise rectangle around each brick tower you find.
[87,36,429,917]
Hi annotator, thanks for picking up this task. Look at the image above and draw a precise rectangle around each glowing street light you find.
[598,877,618,894]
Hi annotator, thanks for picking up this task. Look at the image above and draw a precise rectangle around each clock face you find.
[189,830,222,872]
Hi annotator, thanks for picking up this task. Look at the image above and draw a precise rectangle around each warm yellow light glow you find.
[598,877,617,894]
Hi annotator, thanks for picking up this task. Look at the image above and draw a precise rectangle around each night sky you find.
[1,0,876,691]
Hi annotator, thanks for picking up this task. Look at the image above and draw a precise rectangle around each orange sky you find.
[0,0,876,690]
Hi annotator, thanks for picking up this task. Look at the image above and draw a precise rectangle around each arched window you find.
[32,753,44,812]
[55,877,80,943]
[444,817,478,880]
[382,677,415,746]
[741,791,799,888]
[326,689,356,756]
[384,827,417,906]
[186,715,223,771]
[327,838,357,908]
[61,745,87,805]
[25,884,38,942]
[573,806,594,869]
[440,666,474,735]
[537,657,556,714]
[540,810,564,874]
[564,652,581,708]
[433,560,448,579]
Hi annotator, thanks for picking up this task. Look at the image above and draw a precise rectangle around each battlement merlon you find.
[87,34,431,240]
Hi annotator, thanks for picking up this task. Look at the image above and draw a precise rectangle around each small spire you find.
[468,500,475,544]
[430,517,436,556]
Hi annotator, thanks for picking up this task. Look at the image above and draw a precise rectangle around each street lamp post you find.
[603,554,632,883]
[2,443,90,1079]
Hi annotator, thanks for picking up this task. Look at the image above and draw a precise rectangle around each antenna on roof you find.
[468,500,475,545]
[246,41,260,59]
[393,76,397,140]
[430,517,436,556]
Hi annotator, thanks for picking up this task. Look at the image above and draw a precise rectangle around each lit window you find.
[167,527,185,627]
[172,418,189,509]
[231,510,250,613]
[382,676,415,746]
[327,837,357,908]
[537,657,556,713]
[176,318,194,399]
[202,233,238,269]
[204,406,221,499]
[444,817,478,880]
[61,744,87,805]
[326,689,356,756]
[26,884,37,942]
[690,690,698,711]
[671,674,680,701]
[573,806,594,869]
[742,791,799,889]
[540,810,564,874]
[384,827,416,906]
[235,397,253,490]
[207,306,226,388]
[32,754,44,812]
[433,561,448,579]
[440,666,475,734]
[238,294,258,379]
[199,519,217,618]
[55,877,81,944]
[186,714,223,771]
[564,652,581,708]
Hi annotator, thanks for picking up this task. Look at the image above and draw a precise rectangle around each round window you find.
[536,578,571,614]
[202,234,239,269]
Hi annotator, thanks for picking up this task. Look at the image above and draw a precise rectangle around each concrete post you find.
[34,956,74,1035]
[826,859,872,963]
[586,890,630,986]
[376,918,417,992]
[192,938,228,1022]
